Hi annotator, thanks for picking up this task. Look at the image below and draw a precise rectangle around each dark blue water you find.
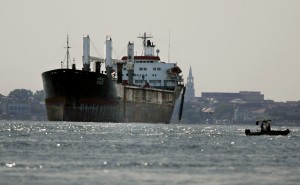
[0,120,299,185]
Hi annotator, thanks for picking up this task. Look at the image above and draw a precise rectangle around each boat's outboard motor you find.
[245,129,250,135]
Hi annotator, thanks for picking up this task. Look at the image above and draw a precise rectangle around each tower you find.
[185,65,195,102]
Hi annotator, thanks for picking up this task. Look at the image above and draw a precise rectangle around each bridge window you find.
[150,80,161,84]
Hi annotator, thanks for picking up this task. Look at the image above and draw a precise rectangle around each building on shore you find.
[201,91,264,103]
[0,96,46,121]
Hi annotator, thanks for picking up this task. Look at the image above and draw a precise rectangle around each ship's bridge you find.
[120,56,181,90]
[121,56,160,63]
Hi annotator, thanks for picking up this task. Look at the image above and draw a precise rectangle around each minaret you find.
[185,65,195,102]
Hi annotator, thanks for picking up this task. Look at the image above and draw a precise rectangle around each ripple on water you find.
[0,121,299,185]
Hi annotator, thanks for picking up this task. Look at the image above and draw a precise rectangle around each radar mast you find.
[138,32,153,56]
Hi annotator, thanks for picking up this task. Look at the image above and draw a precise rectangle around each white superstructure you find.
[120,33,182,90]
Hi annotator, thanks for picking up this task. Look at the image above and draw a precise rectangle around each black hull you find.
[42,69,182,123]
[245,129,290,136]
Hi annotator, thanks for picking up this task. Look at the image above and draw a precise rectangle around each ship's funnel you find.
[83,35,90,71]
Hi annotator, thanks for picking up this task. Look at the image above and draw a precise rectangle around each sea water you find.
[0,120,299,185]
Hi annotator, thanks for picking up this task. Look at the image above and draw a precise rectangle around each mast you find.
[65,35,71,69]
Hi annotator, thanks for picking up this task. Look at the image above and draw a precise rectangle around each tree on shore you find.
[8,89,45,101]
[33,90,44,102]
[8,89,33,101]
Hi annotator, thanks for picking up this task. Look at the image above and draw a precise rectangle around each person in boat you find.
[256,121,264,131]
[260,122,265,131]
[266,123,271,131]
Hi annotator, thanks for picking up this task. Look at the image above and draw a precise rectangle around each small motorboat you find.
[245,119,290,136]
[245,129,290,136]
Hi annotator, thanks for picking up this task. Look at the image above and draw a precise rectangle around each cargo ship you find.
[42,33,184,123]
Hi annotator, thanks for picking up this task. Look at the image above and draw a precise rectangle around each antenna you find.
[168,29,171,63]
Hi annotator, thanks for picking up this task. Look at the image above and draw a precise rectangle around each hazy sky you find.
[1,0,300,102]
